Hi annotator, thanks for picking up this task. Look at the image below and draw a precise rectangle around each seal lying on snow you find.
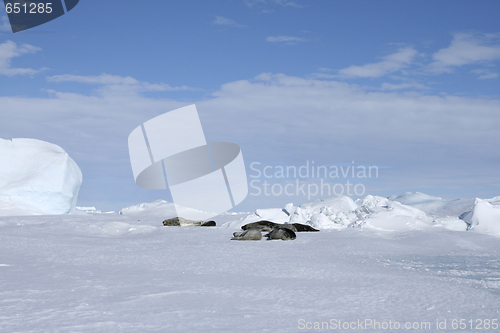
[231,228,262,241]
[264,227,297,241]
[241,220,279,231]
[241,221,319,232]
[292,223,319,232]
[162,217,216,227]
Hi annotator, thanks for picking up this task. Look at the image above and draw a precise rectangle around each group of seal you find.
[161,217,317,241]
[231,220,319,241]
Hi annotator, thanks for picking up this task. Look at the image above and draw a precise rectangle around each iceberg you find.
[0,138,82,216]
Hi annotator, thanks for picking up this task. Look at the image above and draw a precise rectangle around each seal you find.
[163,217,202,226]
[201,221,216,227]
[231,228,262,241]
[241,221,319,232]
[241,221,278,232]
[291,223,319,232]
[264,227,297,241]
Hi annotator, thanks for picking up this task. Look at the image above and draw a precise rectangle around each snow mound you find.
[237,207,291,225]
[389,192,474,217]
[76,206,102,214]
[469,198,500,236]
[359,197,434,232]
[119,200,216,221]
[0,138,82,216]
[356,194,391,214]
[235,195,437,232]
[432,216,468,232]
[290,196,358,229]
[255,208,290,222]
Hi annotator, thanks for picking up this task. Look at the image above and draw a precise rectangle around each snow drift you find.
[389,192,474,217]
[0,138,82,216]
[119,199,216,221]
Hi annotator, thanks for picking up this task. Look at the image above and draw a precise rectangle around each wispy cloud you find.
[338,47,418,78]
[471,69,498,80]
[47,73,197,94]
[245,0,302,7]
[273,0,302,7]
[48,74,139,85]
[0,40,41,76]
[266,36,305,44]
[428,32,500,73]
[212,16,246,28]
[380,82,429,90]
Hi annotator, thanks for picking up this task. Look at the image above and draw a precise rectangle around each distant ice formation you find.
[218,192,500,237]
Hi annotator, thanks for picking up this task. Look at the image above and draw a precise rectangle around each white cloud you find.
[478,72,498,79]
[47,73,197,94]
[273,0,302,7]
[212,16,246,28]
[471,69,498,80]
[338,47,417,78]
[2,71,500,209]
[48,73,139,85]
[266,36,305,44]
[308,72,336,79]
[245,0,302,7]
[380,82,429,90]
[0,40,41,76]
[428,33,500,73]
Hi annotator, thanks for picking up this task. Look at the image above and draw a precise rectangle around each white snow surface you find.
[389,192,474,217]
[0,138,82,216]
[1,213,499,332]
[119,200,217,221]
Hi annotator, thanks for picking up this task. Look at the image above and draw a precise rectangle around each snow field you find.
[1,213,499,332]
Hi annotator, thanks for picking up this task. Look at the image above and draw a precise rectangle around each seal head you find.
[264,227,297,241]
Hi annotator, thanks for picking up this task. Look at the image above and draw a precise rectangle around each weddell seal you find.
[264,227,297,241]
[201,221,216,227]
[291,223,319,232]
[241,221,319,232]
[241,221,279,232]
[231,228,262,241]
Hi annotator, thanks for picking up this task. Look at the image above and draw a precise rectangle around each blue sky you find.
[1,0,500,212]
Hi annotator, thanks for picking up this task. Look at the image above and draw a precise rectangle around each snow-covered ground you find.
[1,206,499,332]
[1,139,499,332]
